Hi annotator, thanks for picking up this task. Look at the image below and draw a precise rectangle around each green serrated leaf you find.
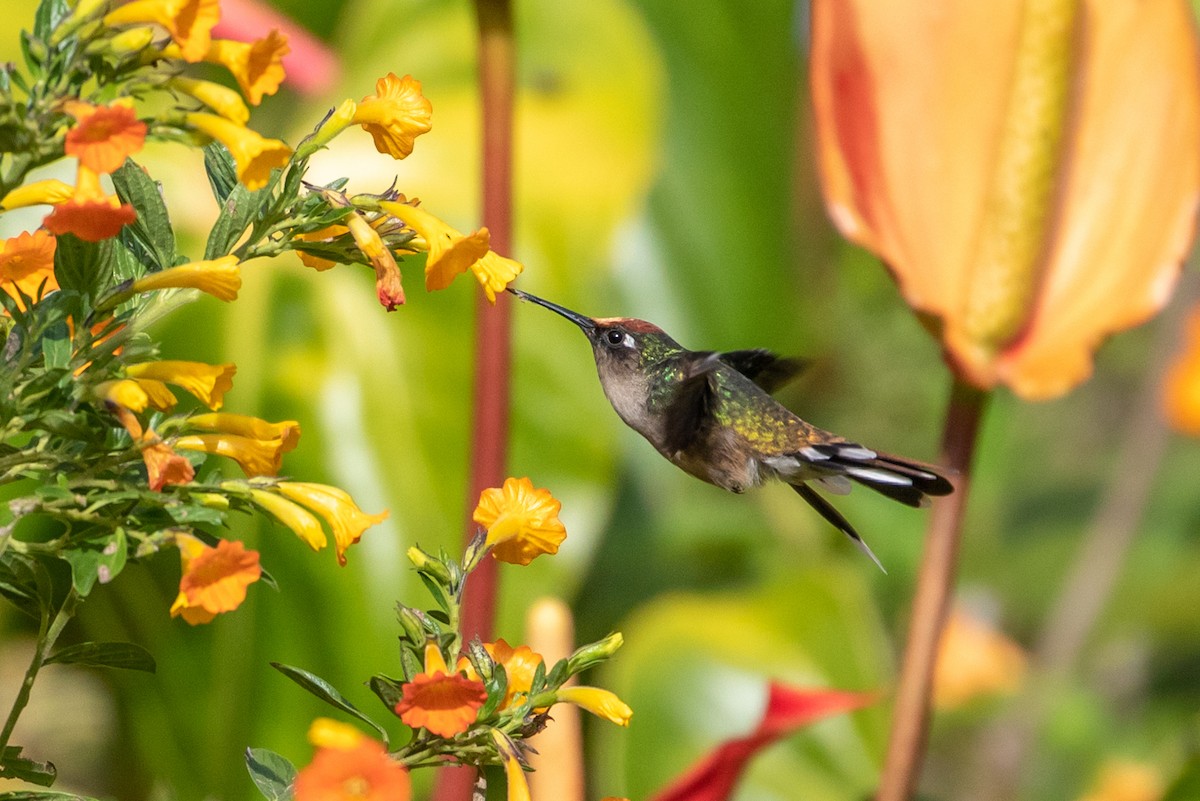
[203,141,239,203]
[270,663,390,745]
[63,530,127,597]
[112,160,176,271]
[368,674,405,711]
[245,747,296,801]
[45,641,155,672]
[53,235,115,299]
[165,502,227,526]
[40,320,70,370]
[417,572,451,612]
[0,746,57,786]
[476,664,507,720]
[545,658,568,689]
[205,185,269,259]
[400,647,422,682]
[33,0,69,41]
[0,552,42,620]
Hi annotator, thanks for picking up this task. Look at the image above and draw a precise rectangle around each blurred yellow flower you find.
[811,0,1200,399]
[126,360,236,410]
[353,73,433,159]
[473,476,566,566]
[555,686,632,727]
[187,412,300,452]
[104,0,220,62]
[64,101,147,174]
[490,729,531,801]
[0,230,57,310]
[43,165,136,242]
[186,112,291,191]
[170,535,261,625]
[175,432,287,477]
[1,180,74,211]
[932,608,1026,709]
[457,638,544,709]
[1076,759,1163,801]
[307,718,365,750]
[1164,307,1200,436]
[249,488,327,551]
[206,30,290,105]
[395,642,487,737]
[276,482,389,565]
[131,256,242,301]
[170,77,250,125]
[380,200,490,292]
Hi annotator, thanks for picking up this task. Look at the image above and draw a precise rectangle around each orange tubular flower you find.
[185,112,291,191]
[130,256,242,300]
[206,30,290,105]
[170,534,261,625]
[64,102,147,174]
[174,432,288,477]
[379,201,490,292]
[0,230,57,309]
[457,639,544,709]
[126,360,236,410]
[395,643,487,737]
[103,0,221,62]
[43,165,136,242]
[353,73,433,159]
[187,412,300,452]
[473,477,566,566]
[142,437,196,490]
[810,0,1200,400]
[275,482,389,565]
[295,719,411,801]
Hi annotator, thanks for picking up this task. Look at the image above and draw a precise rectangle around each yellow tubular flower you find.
[473,477,566,566]
[471,250,524,304]
[379,201,490,291]
[490,730,532,801]
[1,179,74,210]
[174,433,286,477]
[170,77,250,125]
[275,482,389,566]
[186,113,291,191]
[103,0,220,62]
[187,412,300,452]
[352,73,433,159]
[131,256,242,301]
[555,686,632,727]
[207,30,290,105]
[126,360,236,410]
[96,378,153,413]
[249,488,328,551]
[130,378,179,411]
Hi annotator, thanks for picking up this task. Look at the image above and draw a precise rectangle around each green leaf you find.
[270,662,390,745]
[40,320,70,371]
[112,160,176,271]
[0,794,102,801]
[32,0,69,40]
[63,530,127,597]
[203,142,239,203]
[0,746,56,786]
[45,641,156,672]
[244,748,296,801]
[53,235,115,299]
[368,674,405,711]
[1164,757,1200,801]
[0,553,42,619]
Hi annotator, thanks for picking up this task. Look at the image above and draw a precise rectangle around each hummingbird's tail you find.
[790,483,886,572]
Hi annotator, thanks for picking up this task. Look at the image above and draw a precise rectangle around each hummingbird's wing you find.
[718,349,809,394]
[660,354,720,456]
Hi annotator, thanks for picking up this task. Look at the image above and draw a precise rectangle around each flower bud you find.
[296,99,358,160]
[566,631,624,675]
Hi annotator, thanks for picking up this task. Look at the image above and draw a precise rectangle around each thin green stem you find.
[877,380,988,801]
[0,587,80,754]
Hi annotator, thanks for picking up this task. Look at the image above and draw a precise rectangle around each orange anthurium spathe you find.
[811,0,1200,399]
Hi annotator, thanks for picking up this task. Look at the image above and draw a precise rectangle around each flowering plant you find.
[0,0,526,790]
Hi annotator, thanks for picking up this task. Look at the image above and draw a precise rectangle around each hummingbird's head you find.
[507,288,681,377]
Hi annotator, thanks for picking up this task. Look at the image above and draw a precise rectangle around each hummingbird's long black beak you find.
[506,287,596,333]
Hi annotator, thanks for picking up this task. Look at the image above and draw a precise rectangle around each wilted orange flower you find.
[294,719,411,801]
[170,534,261,625]
[0,230,57,310]
[186,112,291,191]
[380,201,491,293]
[1164,307,1200,436]
[473,477,566,565]
[126,360,236,410]
[457,639,544,709]
[276,482,388,565]
[811,0,1200,399]
[206,31,290,105]
[170,77,250,125]
[353,73,433,159]
[104,0,221,62]
[490,729,532,801]
[932,608,1027,709]
[248,488,327,551]
[174,432,287,477]
[43,165,136,242]
[343,212,405,310]
[1,180,74,211]
[187,412,300,452]
[142,437,196,491]
[131,256,242,300]
[64,102,147,174]
[395,643,487,737]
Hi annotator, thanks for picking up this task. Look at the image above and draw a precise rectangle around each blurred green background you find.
[3,1,1200,800]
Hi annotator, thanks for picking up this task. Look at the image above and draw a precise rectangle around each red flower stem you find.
[432,1,514,800]
[877,379,988,801]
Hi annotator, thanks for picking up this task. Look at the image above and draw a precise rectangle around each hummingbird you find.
[508,287,953,570]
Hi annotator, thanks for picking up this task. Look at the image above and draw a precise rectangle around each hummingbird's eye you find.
[604,329,626,346]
